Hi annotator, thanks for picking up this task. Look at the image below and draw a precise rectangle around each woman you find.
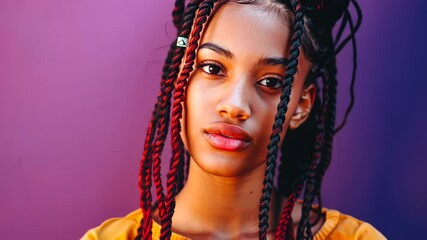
[83,0,385,239]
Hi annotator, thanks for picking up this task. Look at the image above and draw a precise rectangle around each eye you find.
[196,61,225,76]
[257,77,284,89]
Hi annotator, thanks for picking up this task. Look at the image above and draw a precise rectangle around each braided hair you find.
[136,0,361,239]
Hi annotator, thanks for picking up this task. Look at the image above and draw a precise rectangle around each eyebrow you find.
[198,42,289,66]
[259,57,289,66]
[199,42,234,59]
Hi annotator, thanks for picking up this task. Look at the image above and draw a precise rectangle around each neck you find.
[172,159,282,239]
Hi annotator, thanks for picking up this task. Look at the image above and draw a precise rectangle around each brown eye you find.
[200,63,224,76]
[257,77,283,89]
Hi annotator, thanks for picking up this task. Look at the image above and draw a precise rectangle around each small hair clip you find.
[176,37,188,48]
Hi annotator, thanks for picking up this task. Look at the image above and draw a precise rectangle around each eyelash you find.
[195,61,225,77]
[256,77,284,90]
[195,61,284,90]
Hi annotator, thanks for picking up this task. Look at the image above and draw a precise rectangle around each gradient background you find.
[1,0,426,239]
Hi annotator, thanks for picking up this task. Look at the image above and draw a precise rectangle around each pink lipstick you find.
[204,123,252,151]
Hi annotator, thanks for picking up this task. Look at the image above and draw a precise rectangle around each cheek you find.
[253,97,282,149]
[261,92,296,129]
[181,79,207,150]
[266,87,302,145]
[180,104,188,150]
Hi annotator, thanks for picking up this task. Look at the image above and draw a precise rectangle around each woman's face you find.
[183,3,311,177]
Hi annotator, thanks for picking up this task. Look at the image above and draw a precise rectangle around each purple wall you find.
[1,0,426,239]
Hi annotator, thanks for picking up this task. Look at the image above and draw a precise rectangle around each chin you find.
[190,153,266,178]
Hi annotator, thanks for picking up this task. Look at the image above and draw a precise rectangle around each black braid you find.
[297,117,324,239]
[296,39,335,240]
[278,94,320,198]
[334,0,362,55]
[314,5,361,207]
[334,14,348,46]
[258,0,304,239]
[334,6,360,134]
[296,44,333,237]
[315,1,363,199]
[277,1,361,238]
[315,46,337,197]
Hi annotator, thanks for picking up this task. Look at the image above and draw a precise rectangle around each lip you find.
[204,123,252,151]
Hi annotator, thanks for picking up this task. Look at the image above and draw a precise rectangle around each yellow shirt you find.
[81,208,386,240]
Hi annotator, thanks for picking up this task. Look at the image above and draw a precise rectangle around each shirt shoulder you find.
[81,207,385,240]
[80,209,141,240]
[80,209,189,240]
[314,208,386,240]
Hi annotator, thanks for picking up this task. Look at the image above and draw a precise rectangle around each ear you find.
[289,84,316,129]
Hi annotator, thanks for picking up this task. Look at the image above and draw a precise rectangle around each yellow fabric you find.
[81,208,386,240]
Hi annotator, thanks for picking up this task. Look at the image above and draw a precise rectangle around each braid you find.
[315,3,360,199]
[314,45,337,203]
[275,176,304,240]
[160,1,218,239]
[139,42,179,240]
[136,1,204,239]
[137,104,159,240]
[258,1,304,239]
[276,97,319,240]
[297,83,327,239]
[296,10,344,239]
[295,53,334,238]
[137,37,180,240]
[313,0,362,214]
[334,4,361,133]
[333,14,348,46]
[172,0,186,29]
[153,0,203,223]
[178,150,191,191]
[334,0,362,56]
[278,1,362,238]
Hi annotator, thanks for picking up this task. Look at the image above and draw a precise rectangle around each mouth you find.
[204,123,252,151]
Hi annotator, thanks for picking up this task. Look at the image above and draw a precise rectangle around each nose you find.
[216,79,252,121]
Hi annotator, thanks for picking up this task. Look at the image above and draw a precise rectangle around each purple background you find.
[1,0,426,239]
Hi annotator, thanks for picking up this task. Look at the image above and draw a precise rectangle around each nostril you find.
[216,103,251,121]
[236,113,249,121]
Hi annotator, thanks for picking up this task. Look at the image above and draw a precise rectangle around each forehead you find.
[199,2,291,58]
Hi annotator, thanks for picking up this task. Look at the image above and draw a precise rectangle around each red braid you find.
[160,1,219,239]
[137,1,206,239]
[275,177,304,240]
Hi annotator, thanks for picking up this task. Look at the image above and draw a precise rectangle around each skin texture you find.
[154,2,318,239]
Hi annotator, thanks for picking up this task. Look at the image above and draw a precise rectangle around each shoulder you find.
[314,208,387,240]
[80,209,142,240]
[80,209,189,240]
